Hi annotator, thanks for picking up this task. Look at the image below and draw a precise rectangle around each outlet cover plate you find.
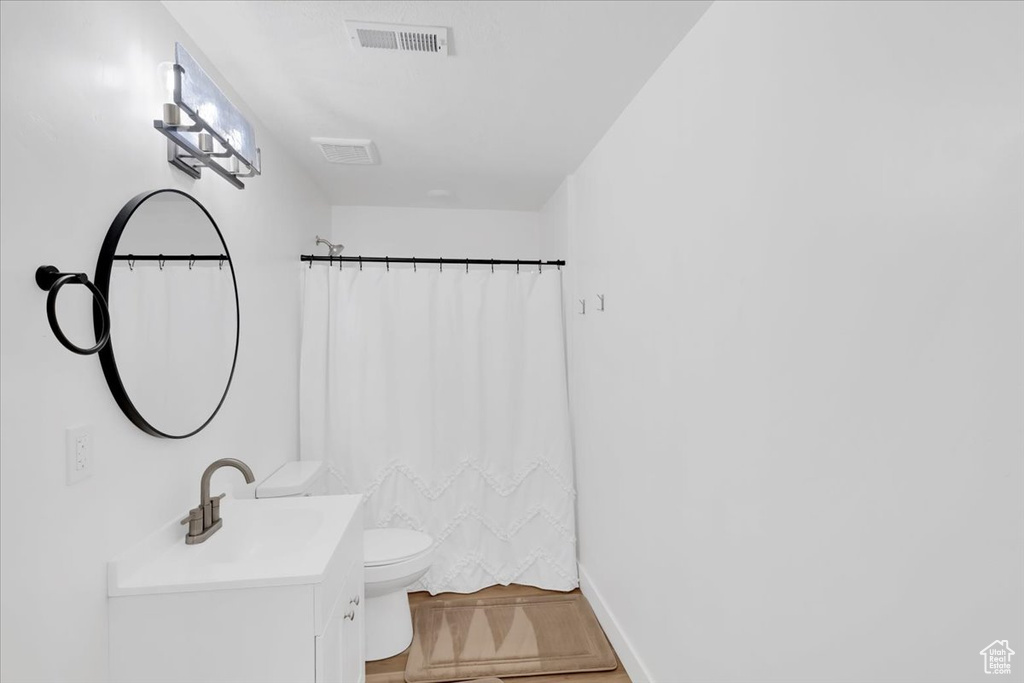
[66,425,94,485]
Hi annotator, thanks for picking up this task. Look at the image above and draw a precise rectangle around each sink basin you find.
[108,495,362,596]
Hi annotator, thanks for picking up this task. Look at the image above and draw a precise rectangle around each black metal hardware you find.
[95,189,239,440]
[35,266,111,356]
[298,256,566,267]
[112,254,227,262]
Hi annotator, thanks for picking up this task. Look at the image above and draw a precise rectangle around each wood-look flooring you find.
[365,584,632,683]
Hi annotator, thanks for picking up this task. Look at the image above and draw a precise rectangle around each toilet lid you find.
[364,528,433,567]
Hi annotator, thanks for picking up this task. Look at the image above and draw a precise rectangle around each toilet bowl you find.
[363,528,434,660]
[255,461,434,662]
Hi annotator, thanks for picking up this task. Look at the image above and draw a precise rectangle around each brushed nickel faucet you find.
[180,458,255,545]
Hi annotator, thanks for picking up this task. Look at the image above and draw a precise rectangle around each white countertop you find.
[108,495,362,597]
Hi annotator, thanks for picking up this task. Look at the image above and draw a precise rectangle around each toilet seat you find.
[364,528,433,567]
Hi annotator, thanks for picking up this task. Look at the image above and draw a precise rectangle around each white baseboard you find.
[578,563,654,683]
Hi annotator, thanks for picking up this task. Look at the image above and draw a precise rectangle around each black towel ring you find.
[35,265,111,356]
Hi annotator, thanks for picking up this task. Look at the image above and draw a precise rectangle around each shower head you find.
[315,236,345,257]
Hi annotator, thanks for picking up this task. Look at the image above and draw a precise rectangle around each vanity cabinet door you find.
[315,562,365,683]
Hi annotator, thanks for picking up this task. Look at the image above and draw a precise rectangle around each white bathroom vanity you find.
[107,495,365,683]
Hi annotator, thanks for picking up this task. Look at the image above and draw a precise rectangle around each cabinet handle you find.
[343,610,356,621]
[349,596,360,606]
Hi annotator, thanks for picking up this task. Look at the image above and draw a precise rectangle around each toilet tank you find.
[255,460,327,498]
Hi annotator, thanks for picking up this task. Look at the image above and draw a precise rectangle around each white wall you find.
[0,2,330,681]
[331,205,543,261]
[564,1,1024,681]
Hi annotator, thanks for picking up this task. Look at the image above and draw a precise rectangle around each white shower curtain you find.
[299,265,577,594]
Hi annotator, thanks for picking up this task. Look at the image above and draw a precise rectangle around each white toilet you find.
[256,461,434,662]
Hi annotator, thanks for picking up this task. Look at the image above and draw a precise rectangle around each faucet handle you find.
[210,493,227,524]
[179,507,203,537]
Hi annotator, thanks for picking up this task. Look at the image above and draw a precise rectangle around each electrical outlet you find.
[66,425,94,485]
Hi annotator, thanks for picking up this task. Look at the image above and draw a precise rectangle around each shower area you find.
[298,250,577,596]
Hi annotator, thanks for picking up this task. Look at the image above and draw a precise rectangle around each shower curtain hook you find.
[307,255,312,268]
[128,255,135,271]
[557,262,561,271]
[466,258,469,274]
[359,256,363,271]
[439,258,443,273]
[158,255,165,271]
[220,256,225,270]
[386,256,389,272]
[413,257,416,273]
[339,255,342,270]
[491,259,494,273]
[516,260,520,274]
[329,254,333,268]
[538,260,543,274]
[188,255,195,270]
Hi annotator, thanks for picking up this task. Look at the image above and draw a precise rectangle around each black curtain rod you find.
[113,254,228,261]
[300,255,565,266]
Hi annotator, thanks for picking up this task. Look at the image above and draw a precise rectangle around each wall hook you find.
[579,298,586,315]
[597,294,605,312]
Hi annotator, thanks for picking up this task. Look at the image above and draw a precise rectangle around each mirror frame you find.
[93,189,240,439]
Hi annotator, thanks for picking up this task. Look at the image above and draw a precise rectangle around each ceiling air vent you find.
[312,138,380,165]
[345,21,449,56]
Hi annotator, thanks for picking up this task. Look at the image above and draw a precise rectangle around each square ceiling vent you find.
[312,138,380,165]
[345,21,449,56]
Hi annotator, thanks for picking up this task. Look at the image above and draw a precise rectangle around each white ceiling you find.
[163,1,711,210]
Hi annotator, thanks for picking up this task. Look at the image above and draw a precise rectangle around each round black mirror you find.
[94,189,239,438]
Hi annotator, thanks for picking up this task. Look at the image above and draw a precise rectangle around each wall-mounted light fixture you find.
[154,43,261,189]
